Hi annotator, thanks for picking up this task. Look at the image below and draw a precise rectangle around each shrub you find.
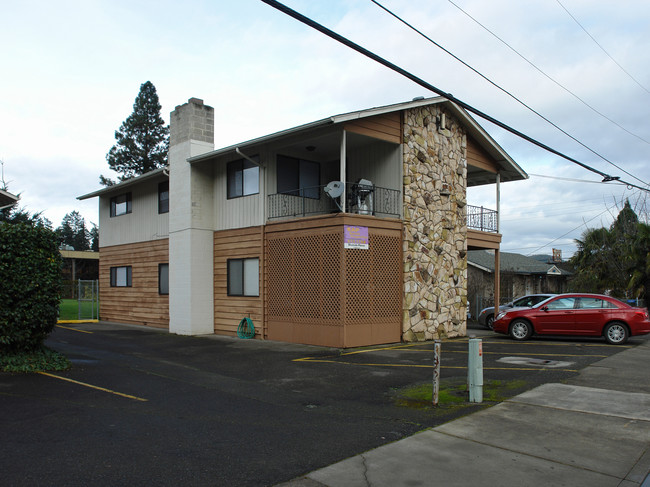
[0,223,62,353]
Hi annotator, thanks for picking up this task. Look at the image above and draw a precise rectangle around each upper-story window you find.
[277,155,320,199]
[158,181,169,214]
[227,157,259,199]
[110,192,132,217]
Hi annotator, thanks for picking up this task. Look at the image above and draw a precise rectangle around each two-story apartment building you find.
[79,96,527,348]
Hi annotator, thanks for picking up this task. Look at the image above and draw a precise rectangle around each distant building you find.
[468,250,572,315]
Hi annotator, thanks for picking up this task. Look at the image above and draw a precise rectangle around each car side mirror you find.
[541,306,548,312]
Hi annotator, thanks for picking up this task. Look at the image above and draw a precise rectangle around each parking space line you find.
[408,350,608,358]
[56,325,93,334]
[37,372,148,402]
[480,338,632,349]
[293,357,579,372]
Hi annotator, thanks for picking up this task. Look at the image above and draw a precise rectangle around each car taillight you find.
[634,310,648,319]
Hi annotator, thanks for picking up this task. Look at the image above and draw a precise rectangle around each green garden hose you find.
[237,317,255,339]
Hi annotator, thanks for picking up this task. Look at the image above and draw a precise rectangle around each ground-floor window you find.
[227,258,259,296]
[159,263,169,295]
[110,266,132,287]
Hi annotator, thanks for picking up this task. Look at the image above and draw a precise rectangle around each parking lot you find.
[1,321,643,486]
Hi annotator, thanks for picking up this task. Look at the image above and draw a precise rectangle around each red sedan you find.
[492,293,650,345]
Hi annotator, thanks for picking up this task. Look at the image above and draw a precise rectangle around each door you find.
[534,297,577,334]
[573,297,614,335]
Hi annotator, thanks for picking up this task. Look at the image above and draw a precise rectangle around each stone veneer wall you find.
[402,105,468,341]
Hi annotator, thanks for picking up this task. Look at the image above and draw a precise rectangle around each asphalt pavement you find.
[1,321,647,486]
[277,335,650,487]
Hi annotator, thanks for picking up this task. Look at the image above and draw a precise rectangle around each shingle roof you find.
[468,250,572,275]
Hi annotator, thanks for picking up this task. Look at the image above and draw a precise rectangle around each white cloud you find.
[0,0,648,253]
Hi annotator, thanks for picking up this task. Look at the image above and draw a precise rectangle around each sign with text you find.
[344,225,369,250]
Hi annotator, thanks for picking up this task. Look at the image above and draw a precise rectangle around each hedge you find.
[0,223,62,353]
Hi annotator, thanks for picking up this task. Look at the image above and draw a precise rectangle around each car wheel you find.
[509,319,532,341]
[486,315,494,330]
[604,322,629,345]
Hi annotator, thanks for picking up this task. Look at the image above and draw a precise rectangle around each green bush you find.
[0,223,62,353]
[1,346,70,372]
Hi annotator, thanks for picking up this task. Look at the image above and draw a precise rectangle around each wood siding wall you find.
[344,112,402,144]
[213,226,264,336]
[466,136,499,173]
[99,239,169,328]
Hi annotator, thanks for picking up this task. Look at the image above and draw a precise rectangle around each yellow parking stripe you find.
[38,372,147,402]
[56,325,93,334]
[398,349,608,358]
[293,357,579,372]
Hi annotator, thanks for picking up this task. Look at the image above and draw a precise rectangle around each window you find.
[110,193,132,217]
[158,181,169,214]
[277,155,320,199]
[227,258,259,296]
[545,297,576,310]
[578,298,617,309]
[159,263,169,295]
[227,157,259,199]
[110,266,132,287]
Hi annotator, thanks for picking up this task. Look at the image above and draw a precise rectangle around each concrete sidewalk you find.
[279,338,650,487]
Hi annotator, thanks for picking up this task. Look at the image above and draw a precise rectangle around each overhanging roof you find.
[78,167,168,200]
[188,96,528,184]
[0,188,19,209]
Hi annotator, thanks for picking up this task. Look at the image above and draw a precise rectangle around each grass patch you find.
[59,299,98,321]
[394,378,528,409]
[1,346,71,373]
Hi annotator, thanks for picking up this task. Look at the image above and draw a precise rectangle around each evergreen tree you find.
[100,81,169,186]
[56,211,89,251]
[89,223,99,251]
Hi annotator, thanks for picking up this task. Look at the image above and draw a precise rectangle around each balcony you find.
[268,182,401,220]
[467,205,497,233]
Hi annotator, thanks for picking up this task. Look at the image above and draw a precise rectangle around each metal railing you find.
[268,183,401,220]
[466,205,498,233]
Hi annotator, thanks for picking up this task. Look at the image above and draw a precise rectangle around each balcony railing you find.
[467,205,498,233]
[268,183,401,220]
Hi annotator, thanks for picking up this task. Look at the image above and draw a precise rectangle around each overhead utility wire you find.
[556,0,650,95]
[260,0,649,193]
[446,0,650,150]
[370,0,648,188]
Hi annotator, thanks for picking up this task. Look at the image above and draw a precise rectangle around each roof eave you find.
[77,167,168,200]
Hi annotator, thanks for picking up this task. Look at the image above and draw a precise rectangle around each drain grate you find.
[497,356,574,368]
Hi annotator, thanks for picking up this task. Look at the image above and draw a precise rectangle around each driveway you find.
[0,321,641,486]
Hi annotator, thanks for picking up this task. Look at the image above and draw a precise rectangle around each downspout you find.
[340,130,347,213]
[235,147,263,167]
[494,172,501,319]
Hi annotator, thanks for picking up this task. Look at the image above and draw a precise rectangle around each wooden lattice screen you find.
[266,217,402,347]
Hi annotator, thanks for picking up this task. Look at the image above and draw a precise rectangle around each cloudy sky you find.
[2,0,649,258]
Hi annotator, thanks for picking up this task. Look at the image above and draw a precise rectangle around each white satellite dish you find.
[324,181,344,198]
[324,181,344,211]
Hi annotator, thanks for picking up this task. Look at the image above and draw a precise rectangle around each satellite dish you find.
[324,181,344,211]
[324,181,344,199]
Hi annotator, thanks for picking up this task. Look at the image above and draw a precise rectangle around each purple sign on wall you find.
[344,225,369,249]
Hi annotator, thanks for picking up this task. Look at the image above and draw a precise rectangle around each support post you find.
[432,339,441,406]
[468,338,483,403]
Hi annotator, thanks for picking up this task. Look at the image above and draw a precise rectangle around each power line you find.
[261,0,650,193]
[527,173,625,184]
[520,198,628,256]
[371,0,649,188]
[446,0,650,149]
[556,0,650,95]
